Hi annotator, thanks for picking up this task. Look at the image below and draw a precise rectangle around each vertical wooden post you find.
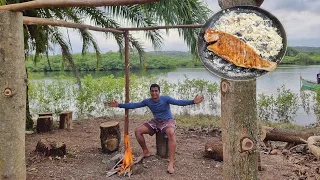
[124,30,130,135]
[221,79,258,180]
[0,11,26,179]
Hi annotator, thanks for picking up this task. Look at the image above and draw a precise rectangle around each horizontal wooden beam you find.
[0,0,160,12]
[23,17,204,33]
[23,16,123,33]
[117,24,204,31]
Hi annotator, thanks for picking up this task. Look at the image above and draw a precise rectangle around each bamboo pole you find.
[23,17,203,33]
[124,30,130,135]
[0,0,160,12]
[23,16,123,33]
[117,24,204,31]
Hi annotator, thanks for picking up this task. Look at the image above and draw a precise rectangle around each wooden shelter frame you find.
[1,0,204,137]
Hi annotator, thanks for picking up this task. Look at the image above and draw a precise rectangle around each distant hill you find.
[147,51,192,58]
[292,46,320,52]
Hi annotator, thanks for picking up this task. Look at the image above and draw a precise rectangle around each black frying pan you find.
[197,5,287,80]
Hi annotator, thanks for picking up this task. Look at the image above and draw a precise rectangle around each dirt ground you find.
[26,116,320,180]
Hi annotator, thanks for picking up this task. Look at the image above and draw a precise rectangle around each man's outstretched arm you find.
[167,95,204,106]
[108,99,146,109]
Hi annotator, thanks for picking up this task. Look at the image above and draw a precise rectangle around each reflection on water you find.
[30,65,320,125]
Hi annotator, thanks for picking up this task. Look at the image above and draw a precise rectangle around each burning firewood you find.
[118,134,134,177]
[105,134,134,177]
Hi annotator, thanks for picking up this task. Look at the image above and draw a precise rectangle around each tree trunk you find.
[100,121,121,153]
[59,111,72,129]
[0,11,26,180]
[156,132,169,158]
[221,79,258,180]
[218,0,263,9]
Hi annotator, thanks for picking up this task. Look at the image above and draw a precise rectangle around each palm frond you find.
[49,27,82,88]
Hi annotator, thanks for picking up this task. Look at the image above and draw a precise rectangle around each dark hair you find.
[150,84,160,92]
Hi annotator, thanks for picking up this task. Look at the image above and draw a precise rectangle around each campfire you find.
[106,134,134,177]
[118,134,134,176]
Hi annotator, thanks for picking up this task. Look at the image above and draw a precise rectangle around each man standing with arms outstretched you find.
[108,83,204,174]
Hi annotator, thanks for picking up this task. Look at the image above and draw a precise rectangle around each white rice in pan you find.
[212,10,283,60]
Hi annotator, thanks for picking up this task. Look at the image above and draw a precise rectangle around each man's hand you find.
[108,99,119,107]
[194,95,204,104]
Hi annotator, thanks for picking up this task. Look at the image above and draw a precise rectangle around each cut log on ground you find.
[204,139,263,170]
[307,136,320,160]
[35,139,66,157]
[204,139,223,161]
[156,132,168,158]
[100,121,121,153]
[59,111,73,129]
[36,116,53,133]
[38,112,53,117]
[261,126,315,148]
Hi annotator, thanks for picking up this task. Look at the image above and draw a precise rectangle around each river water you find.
[30,65,320,125]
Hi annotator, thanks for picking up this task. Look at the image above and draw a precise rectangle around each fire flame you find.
[119,134,133,176]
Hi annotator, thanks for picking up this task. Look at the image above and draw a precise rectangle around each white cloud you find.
[62,0,320,54]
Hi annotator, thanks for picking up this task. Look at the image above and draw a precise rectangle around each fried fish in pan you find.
[204,29,277,72]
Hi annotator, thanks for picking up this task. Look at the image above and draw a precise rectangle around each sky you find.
[62,0,320,53]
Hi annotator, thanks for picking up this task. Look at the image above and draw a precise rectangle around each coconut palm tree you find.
[1,0,211,129]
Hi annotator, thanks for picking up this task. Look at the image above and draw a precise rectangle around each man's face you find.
[150,87,160,100]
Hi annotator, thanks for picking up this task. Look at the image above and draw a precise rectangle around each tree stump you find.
[36,116,53,133]
[59,111,72,129]
[156,132,168,158]
[35,139,66,157]
[38,112,53,117]
[100,121,121,153]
